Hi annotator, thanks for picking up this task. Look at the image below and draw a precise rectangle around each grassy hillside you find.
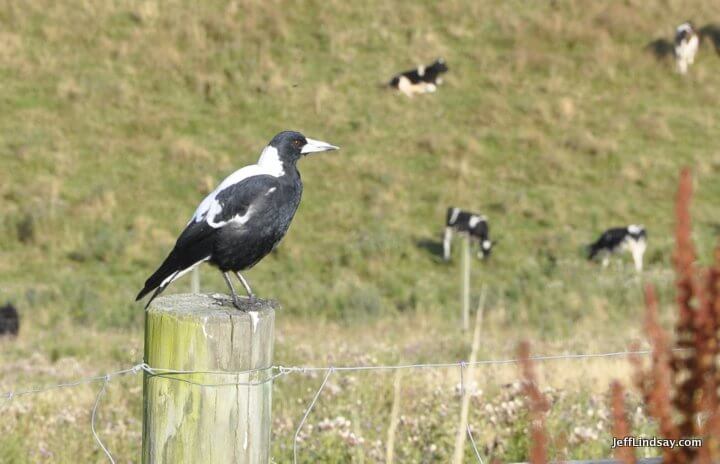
[1,0,720,461]
[2,0,720,330]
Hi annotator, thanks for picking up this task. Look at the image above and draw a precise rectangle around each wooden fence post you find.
[142,293,276,464]
[452,285,487,464]
[461,235,471,331]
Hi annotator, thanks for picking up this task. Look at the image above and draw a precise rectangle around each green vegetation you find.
[1,0,719,462]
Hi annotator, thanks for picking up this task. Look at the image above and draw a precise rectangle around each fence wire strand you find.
[467,424,484,464]
[91,376,115,464]
[459,360,484,463]
[1,347,685,463]
[293,367,334,464]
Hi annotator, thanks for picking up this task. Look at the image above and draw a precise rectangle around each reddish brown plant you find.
[618,168,720,463]
[631,285,679,463]
[518,341,549,464]
[610,381,636,464]
[522,168,720,462]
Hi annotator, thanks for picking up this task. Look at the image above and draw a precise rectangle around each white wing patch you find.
[191,144,285,225]
[192,165,265,223]
[207,205,255,229]
[160,257,210,287]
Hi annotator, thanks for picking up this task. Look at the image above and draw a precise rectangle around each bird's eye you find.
[293,139,303,148]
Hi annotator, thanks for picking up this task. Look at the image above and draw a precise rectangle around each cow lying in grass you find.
[389,58,448,97]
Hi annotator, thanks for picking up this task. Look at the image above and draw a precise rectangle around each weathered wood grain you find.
[142,293,276,464]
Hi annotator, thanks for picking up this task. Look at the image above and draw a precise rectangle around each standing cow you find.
[443,207,493,260]
[587,225,647,272]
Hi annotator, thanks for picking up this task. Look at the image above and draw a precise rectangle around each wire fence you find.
[0,347,676,464]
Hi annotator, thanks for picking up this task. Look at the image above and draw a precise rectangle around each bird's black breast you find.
[211,173,303,272]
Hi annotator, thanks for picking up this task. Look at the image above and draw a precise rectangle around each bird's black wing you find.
[135,219,216,306]
[199,174,280,230]
[136,174,280,306]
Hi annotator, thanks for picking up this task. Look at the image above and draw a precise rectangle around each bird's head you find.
[266,131,339,166]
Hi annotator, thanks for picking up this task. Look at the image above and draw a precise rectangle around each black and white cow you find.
[389,58,448,97]
[0,302,19,336]
[443,207,493,260]
[675,22,699,74]
[587,225,647,272]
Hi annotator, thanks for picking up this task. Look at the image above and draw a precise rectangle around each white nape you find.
[257,145,285,177]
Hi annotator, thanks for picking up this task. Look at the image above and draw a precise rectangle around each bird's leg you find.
[235,272,255,302]
[223,272,243,310]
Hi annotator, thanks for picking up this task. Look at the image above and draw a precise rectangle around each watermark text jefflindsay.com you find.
[612,436,703,449]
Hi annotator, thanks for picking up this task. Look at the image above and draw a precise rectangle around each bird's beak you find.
[301,138,339,154]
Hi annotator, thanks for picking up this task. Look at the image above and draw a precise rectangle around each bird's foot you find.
[231,294,245,311]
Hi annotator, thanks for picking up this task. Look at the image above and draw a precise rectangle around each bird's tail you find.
[136,250,187,309]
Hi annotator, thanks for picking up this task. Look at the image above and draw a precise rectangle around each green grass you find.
[2,0,720,329]
[1,0,720,462]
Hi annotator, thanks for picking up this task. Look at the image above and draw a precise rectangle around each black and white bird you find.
[389,58,448,98]
[136,131,339,309]
[675,22,699,74]
[443,207,493,261]
[587,225,647,272]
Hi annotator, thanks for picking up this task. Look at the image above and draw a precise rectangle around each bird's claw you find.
[231,296,244,311]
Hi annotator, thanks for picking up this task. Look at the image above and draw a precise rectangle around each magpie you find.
[136,131,339,310]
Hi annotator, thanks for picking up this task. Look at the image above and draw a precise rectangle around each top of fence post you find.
[142,293,276,464]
